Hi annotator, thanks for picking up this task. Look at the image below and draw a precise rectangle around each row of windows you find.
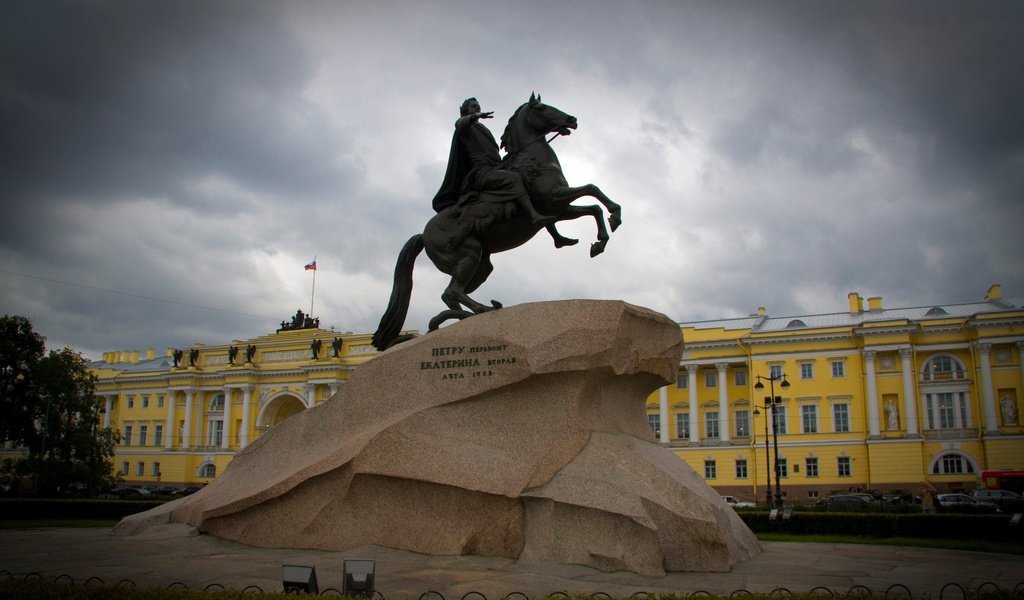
[675,361,847,389]
[121,423,164,446]
[124,394,165,409]
[700,451,974,480]
[123,393,227,411]
[118,461,216,478]
[703,456,852,479]
[677,355,978,392]
[649,403,852,438]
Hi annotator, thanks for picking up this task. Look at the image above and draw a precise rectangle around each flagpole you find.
[309,255,316,318]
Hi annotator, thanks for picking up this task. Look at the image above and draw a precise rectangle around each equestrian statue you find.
[372,93,621,350]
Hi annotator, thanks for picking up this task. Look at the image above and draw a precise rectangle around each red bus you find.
[980,469,1024,494]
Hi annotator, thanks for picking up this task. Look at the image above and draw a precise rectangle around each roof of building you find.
[681,294,1023,333]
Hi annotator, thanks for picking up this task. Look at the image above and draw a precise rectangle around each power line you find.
[0,268,274,320]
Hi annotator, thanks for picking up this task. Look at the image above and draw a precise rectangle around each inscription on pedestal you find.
[420,344,518,380]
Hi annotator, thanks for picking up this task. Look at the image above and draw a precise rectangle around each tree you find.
[0,315,45,448]
[0,316,119,496]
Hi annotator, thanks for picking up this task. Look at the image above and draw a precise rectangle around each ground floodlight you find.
[342,559,375,597]
[282,564,318,594]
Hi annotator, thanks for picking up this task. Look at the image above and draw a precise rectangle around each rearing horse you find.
[372,94,622,350]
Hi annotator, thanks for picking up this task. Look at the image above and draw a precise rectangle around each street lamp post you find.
[753,403,772,508]
[755,372,790,509]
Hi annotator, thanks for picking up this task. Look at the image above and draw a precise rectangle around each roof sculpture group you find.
[372,94,622,350]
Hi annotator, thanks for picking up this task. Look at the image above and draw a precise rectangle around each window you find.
[801,405,818,433]
[139,425,148,446]
[831,361,845,378]
[805,457,819,477]
[777,458,788,478]
[123,425,133,446]
[676,374,687,389]
[152,462,161,477]
[807,490,819,500]
[734,371,747,386]
[207,419,224,446]
[800,362,814,380]
[770,364,783,379]
[154,425,163,446]
[120,462,129,475]
[676,412,690,438]
[735,459,748,479]
[199,463,216,478]
[772,405,787,434]
[136,461,145,476]
[704,371,717,388]
[838,456,852,477]
[735,410,749,437]
[833,403,850,432]
[648,414,661,437]
[932,452,975,474]
[704,460,717,479]
[209,393,225,412]
[923,355,965,381]
[142,395,150,408]
[126,395,134,409]
[157,394,165,408]
[924,392,971,430]
[705,411,720,439]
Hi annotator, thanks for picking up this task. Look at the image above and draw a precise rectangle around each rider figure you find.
[433,97,555,227]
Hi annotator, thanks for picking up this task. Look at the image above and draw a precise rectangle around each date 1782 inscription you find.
[420,345,518,380]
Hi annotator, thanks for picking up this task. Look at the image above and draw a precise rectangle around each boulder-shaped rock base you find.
[117,300,760,575]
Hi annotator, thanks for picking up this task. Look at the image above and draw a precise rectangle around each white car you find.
[721,495,756,508]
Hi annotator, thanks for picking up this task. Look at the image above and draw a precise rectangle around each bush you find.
[738,511,1024,542]
[0,498,165,521]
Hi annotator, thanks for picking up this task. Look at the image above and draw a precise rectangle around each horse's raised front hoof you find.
[590,240,607,257]
[554,236,579,248]
[609,213,622,232]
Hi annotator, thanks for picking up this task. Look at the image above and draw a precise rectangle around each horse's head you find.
[501,93,577,153]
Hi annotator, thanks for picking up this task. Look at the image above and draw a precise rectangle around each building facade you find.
[646,285,1024,506]
[89,324,380,488]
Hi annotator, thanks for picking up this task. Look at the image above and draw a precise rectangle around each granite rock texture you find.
[115,300,760,575]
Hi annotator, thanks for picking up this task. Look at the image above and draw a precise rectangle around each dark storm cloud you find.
[1,0,1022,358]
[0,1,349,207]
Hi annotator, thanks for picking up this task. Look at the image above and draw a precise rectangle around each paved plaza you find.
[1,525,1022,598]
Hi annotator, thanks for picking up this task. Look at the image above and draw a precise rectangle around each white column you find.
[240,385,253,449]
[978,343,998,433]
[221,388,232,450]
[899,348,919,436]
[305,383,316,408]
[164,390,176,449]
[183,389,194,449]
[103,395,113,429]
[658,386,670,444]
[717,363,730,442]
[864,351,880,437]
[687,365,699,443]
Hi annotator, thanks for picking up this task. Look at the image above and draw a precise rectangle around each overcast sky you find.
[2,0,1022,360]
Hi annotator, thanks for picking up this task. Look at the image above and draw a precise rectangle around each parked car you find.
[152,486,178,495]
[936,493,999,513]
[973,489,1024,512]
[820,494,871,509]
[882,488,913,504]
[172,486,202,496]
[118,486,151,498]
[720,495,756,509]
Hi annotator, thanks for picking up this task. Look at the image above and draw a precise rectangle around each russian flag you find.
[304,259,317,271]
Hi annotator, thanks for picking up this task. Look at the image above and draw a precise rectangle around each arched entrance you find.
[256,393,307,430]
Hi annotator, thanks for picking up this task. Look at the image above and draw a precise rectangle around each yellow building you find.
[646,285,1024,506]
[90,323,380,488]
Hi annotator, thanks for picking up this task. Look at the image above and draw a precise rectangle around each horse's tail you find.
[371,234,424,350]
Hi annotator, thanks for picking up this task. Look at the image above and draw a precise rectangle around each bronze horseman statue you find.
[372,94,621,350]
